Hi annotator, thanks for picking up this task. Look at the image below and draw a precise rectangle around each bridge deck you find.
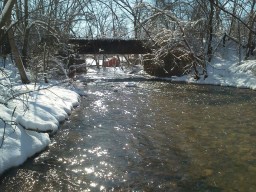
[69,39,151,54]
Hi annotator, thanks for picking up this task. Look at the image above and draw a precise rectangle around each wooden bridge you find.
[68,38,152,54]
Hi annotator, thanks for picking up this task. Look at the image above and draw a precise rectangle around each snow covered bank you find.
[171,59,256,90]
[0,85,80,175]
[171,41,256,90]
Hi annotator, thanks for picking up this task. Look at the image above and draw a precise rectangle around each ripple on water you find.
[1,82,256,191]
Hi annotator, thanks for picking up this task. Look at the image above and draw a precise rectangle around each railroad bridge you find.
[68,38,152,54]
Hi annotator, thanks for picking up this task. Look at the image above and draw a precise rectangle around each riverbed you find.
[0,76,256,191]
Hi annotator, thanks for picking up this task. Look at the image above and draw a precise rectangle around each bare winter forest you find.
[0,0,255,82]
[1,1,256,190]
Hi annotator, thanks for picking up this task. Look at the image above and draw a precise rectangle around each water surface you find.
[0,81,256,192]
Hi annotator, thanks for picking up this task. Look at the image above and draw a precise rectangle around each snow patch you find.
[0,84,80,175]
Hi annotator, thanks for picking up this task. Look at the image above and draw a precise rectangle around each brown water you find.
[0,81,256,192]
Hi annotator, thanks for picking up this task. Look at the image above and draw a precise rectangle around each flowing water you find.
[0,79,256,192]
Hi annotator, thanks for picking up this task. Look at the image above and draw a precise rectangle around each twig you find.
[21,127,53,134]
[6,79,70,103]
[0,118,17,148]
[0,119,6,148]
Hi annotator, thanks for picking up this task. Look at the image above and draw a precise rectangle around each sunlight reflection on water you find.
[1,82,256,191]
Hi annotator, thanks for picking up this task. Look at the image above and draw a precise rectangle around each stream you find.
[0,71,256,191]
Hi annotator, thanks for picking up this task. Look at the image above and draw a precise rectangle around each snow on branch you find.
[140,3,207,79]
[0,107,16,148]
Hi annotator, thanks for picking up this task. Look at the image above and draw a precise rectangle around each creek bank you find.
[0,84,80,175]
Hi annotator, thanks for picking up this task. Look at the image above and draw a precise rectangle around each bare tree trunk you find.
[238,21,242,64]
[8,28,30,84]
[0,0,16,41]
[21,0,29,68]
[228,0,238,37]
[43,43,48,83]
[245,1,256,59]
[207,0,214,62]
[4,0,30,84]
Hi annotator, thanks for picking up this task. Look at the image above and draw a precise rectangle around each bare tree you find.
[1,0,30,84]
[207,0,214,62]
[245,0,256,59]
[0,0,16,41]
[113,0,146,39]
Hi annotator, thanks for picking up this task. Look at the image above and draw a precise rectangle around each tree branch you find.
[211,0,256,35]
